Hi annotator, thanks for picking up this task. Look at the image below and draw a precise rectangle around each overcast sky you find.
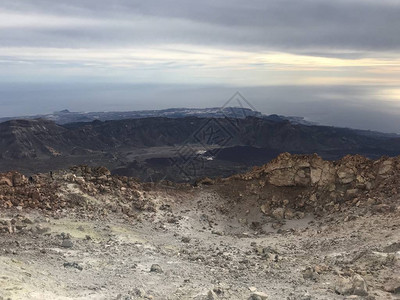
[0,0,400,132]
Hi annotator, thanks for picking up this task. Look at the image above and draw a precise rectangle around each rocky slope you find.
[0,119,67,159]
[0,154,399,299]
[0,117,400,160]
[215,153,400,218]
[1,153,399,216]
[1,117,400,182]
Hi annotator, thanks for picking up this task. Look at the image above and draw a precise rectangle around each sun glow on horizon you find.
[1,45,400,87]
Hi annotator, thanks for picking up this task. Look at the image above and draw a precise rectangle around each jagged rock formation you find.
[1,153,398,220]
[0,165,153,216]
[203,153,400,219]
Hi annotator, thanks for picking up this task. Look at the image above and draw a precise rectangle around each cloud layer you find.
[1,0,400,52]
[0,0,399,132]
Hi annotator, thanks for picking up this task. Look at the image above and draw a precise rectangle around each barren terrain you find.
[1,153,400,299]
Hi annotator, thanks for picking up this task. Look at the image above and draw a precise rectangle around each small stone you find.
[61,239,73,248]
[35,225,50,234]
[271,208,285,220]
[60,232,71,239]
[335,276,353,295]
[384,277,400,294]
[303,267,319,281]
[181,237,191,243]
[22,217,34,224]
[133,288,146,297]
[150,264,163,273]
[207,290,218,300]
[346,189,359,198]
[373,204,391,213]
[260,204,270,215]
[284,208,296,220]
[271,222,283,229]
[352,274,368,296]
[63,262,83,271]
[366,198,376,206]
[248,291,268,300]
[314,264,328,274]
[335,274,368,296]
[211,230,223,236]
[299,292,311,300]
[295,211,305,219]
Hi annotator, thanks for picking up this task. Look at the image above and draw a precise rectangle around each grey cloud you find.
[1,1,399,134]
[0,0,400,54]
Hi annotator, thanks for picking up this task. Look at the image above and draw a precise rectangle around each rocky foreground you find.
[0,153,399,299]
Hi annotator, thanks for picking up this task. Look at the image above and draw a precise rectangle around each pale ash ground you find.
[0,187,399,300]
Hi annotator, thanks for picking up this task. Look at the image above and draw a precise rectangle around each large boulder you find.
[335,274,368,296]
[384,277,400,294]
[337,167,356,184]
[0,176,12,187]
[268,168,311,187]
[378,159,394,176]
[262,153,337,187]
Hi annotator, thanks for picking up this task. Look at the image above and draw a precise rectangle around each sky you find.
[0,0,400,132]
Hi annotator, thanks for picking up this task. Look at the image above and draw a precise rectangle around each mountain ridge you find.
[1,116,400,181]
[0,107,317,126]
[1,116,400,159]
